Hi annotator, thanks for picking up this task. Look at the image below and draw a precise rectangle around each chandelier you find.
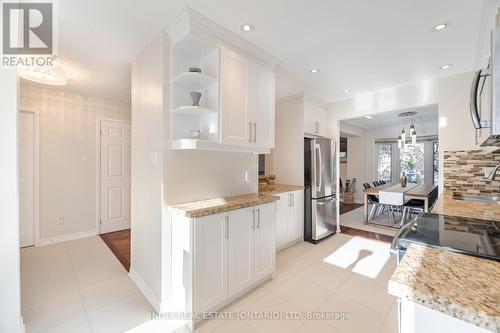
[397,111,417,150]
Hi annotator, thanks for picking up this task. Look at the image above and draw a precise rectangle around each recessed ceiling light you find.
[432,23,449,31]
[365,115,373,119]
[343,89,351,93]
[310,68,320,73]
[439,64,452,70]
[241,23,254,32]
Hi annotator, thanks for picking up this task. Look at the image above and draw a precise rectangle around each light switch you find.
[245,171,251,182]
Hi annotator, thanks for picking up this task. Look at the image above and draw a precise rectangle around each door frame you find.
[19,109,40,246]
[95,118,131,235]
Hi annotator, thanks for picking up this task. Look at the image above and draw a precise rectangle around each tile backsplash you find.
[443,150,500,194]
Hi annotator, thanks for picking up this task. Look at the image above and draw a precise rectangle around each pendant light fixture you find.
[397,111,418,150]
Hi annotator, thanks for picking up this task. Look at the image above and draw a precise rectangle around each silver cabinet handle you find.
[248,122,252,142]
[292,194,294,207]
[225,216,229,239]
[252,210,256,229]
[288,193,291,207]
[256,208,261,229]
[253,122,257,143]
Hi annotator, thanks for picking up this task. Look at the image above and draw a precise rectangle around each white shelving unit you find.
[172,106,217,116]
[172,72,217,91]
[171,34,220,143]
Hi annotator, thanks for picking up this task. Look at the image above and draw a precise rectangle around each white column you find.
[0,69,23,332]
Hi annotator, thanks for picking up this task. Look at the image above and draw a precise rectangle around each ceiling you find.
[342,104,439,129]
[37,0,490,104]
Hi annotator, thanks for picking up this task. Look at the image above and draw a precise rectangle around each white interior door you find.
[19,112,35,247]
[100,120,131,234]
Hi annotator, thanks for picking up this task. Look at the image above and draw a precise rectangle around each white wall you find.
[273,97,305,186]
[0,70,23,333]
[130,31,168,309]
[327,72,475,193]
[19,84,130,242]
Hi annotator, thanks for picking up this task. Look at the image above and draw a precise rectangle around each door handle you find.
[253,123,257,143]
[248,122,252,142]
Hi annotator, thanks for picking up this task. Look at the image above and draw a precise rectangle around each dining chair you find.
[363,183,385,220]
[373,181,380,186]
[379,191,404,226]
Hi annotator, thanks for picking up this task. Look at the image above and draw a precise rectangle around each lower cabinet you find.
[192,203,276,316]
[276,190,304,251]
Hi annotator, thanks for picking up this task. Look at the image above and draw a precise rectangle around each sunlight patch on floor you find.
[323,236,391,279]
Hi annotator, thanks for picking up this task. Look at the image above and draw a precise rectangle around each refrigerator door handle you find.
[315,143,323,191]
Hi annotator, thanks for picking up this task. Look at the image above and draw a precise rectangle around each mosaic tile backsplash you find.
[443,150,500,194]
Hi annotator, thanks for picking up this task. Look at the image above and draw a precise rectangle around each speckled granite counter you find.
[258,183,304,195]
[168,193,279,218]
[388,243,500,332]
[432,192,500,222]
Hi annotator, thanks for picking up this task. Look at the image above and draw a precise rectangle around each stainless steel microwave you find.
[470,27,499,146]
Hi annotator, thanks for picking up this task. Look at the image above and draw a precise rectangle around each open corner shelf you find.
[172,106,217,116]
[172,72,218,91]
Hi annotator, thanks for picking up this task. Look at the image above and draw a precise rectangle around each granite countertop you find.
[168,193,279,218]
[388,243,500,332]
[432,191,500,222]
[258,183,304,195]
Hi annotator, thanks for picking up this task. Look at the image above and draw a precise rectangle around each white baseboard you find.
[36,229,97,246]
[129,267,165,312]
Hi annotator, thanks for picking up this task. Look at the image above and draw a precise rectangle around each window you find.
[400,143,425,184]
[433,142,439,185]
[376,144,392,182]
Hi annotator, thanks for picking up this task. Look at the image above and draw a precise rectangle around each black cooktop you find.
[396,213,500,262]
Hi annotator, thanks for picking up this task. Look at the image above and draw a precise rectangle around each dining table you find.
[363,183,438,226]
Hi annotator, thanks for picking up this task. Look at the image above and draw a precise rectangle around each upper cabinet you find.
[168,8,279,154]
[304,102,327,137]
[220,48,275,149]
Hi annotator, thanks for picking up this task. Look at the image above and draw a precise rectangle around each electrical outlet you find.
[57,216,64,225]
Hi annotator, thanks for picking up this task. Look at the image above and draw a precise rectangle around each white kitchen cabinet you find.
[304,103,326,137]
[171,202,276,330]
[220,47,250,146]
[276,190,304,251]
[249,62,275,148]
[227,208,254,297]
[194,213,228,313]
[253,204,276,281]
[220,47,275,149]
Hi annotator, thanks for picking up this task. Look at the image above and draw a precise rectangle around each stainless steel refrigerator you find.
[304,137,337,243]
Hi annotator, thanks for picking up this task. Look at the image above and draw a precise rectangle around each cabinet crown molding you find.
[167,7,280,69]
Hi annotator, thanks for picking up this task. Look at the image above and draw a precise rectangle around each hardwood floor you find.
[339,202,364,215]
[340,226,394,243]
[100,229,131,271]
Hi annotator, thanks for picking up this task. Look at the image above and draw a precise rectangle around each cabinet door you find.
[220,47,251,146]
[304,103,326,136]
[227,207,254,297]
[289,190,304,242]
[275,192,290,249]
[251,62,275,148]
[194,213,228,313]
[253,203,276,281]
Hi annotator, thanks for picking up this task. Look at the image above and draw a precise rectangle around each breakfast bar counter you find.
[389,243,500,332]
[432,191,500,222]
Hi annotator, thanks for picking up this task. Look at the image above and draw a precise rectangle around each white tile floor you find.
[21,233,398,333]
